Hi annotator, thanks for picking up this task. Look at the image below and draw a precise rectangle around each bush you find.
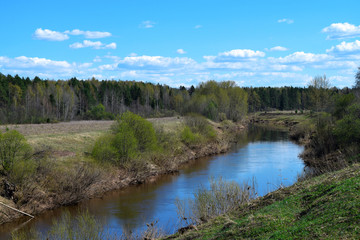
[183,113,217,142]
[112,122,138,162]
[93,111,158,165]
[8,159,37,185]
[91,134,117,163]
[184,113,209,134]
[181,126,201,146]
[176,177,256,225]
[0,130,31,175]
[87,104,114,120]
[113,111,158,152]
[333,103,360,146]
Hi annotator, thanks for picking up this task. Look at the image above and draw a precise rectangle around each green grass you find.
[165,164,360,239]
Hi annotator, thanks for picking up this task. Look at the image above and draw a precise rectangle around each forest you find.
[0,72,356,124]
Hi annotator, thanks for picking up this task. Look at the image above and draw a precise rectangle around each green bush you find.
[0,130,31,175]
[183,113,217,143]
[181,126,201,145]
[93,111,158,165]
[9,159,37,185]
[333,103,360,146]
[91,134,117,163]
[184,113,209,134]
[87,104,114,120]
[112,122,138,162]
[114,111,158,152]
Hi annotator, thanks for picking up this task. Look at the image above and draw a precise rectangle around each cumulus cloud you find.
[69,40,117,49]
[273,52,331,64]
[33,28,69,41]
[269,46,289,51]
[117,55,197,70]
[204,49,265,63]
[326,40,360,55]
[139,20,156,28]
[64,29,112,38]
[0,56,71,69]
[1,44,358,87]
[177,49,186,54]
[278,18,294,24]
[0,56,97,79]
[33,28,112,41]
[322,22,360,40]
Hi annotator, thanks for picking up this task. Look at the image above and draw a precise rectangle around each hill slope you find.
[166,164,360,239]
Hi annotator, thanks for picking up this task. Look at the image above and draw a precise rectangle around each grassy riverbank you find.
[0,116,246,226]
[165,110,360,239]
[165,163,360,239]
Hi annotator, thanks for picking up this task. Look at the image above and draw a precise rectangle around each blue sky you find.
[1,0,360,87]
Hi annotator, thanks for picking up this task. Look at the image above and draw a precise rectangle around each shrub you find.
[333,103,360,146]
[112,122,138,162]
[184,113,209,134]
[114,111,158,152]
[176,177,256,225]
[93,111,158,165]
[183,114,217,143]
[0,130,31,175]
[91,134,117,163]
[181,126,201,145]
[87,104,114,120]
[8,158,37,185]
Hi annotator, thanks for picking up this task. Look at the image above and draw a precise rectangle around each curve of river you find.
[0,126,304,238]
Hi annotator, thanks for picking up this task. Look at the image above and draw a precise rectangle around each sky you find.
[1,0,360,88]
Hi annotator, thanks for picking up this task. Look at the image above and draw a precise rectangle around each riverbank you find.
[165,163,360,239]
[0,117,247,226]
[164,111,360,239]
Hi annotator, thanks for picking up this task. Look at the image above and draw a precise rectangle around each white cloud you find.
[177,49,186,54]
[69,40,117,49]
[273,52,331,64]
[326,40,360,55]
[278,19,294,24]
[322,22,360,40]
[194,25,202,29]
[269,46,289,51]
[2,56,72,69]
[93,56,102,62]
[219,49,266,58]
[205,49,265,63]
[64,29,112,38]
[33,28,112,42]
[33,28,69,41]
[139,20,156,28]
[117,55,197,70]
[0,56,96,78]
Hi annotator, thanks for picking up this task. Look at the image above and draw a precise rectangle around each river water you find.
[0,126,304,238]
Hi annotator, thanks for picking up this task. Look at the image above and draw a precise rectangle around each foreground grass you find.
[165,164,360,239]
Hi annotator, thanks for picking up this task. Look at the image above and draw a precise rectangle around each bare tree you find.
[308,75,331,112]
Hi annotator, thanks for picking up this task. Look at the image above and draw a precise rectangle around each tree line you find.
[0,72,357,124]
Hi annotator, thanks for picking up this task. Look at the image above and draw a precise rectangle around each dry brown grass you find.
[0,118,184,158]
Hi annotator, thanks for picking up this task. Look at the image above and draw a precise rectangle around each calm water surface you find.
[0,126,304,238]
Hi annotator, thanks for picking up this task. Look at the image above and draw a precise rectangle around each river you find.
[0,126,304,238]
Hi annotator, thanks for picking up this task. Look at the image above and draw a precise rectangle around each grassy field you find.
[0,117,184,156]
[165,164,360,239]
[250,110,313,125]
